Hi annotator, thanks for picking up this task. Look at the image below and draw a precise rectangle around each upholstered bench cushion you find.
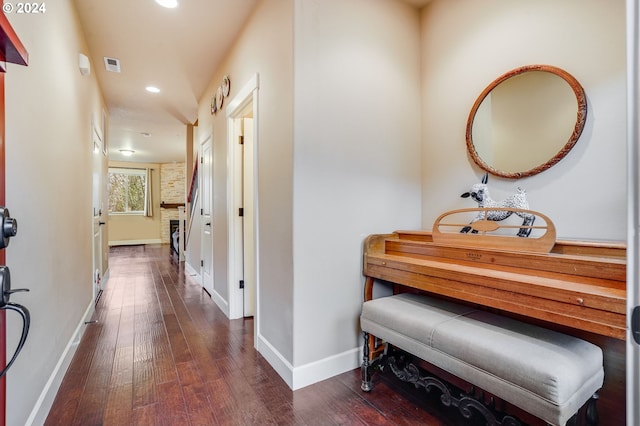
[360,293,604,426]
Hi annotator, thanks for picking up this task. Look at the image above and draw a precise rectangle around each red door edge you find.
[0,12,28,426]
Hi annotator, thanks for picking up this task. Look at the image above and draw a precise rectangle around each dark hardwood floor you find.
[44,245,486,426]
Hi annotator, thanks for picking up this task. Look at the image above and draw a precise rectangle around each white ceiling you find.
[75,0,430,164]
[75,0,259,163]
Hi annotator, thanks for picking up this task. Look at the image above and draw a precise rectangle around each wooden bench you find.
[361,293,603,425]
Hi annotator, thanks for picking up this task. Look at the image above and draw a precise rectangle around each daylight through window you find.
[108,168,147,214]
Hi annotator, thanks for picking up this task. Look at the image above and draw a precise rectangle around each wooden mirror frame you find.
[466,65,587,179]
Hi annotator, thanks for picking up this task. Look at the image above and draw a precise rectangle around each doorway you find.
[232,116,255,318]
[200,133,214,296]
[91,122,104,304]
[226,75,259,341]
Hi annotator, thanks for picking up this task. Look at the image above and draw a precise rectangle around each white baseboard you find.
[184,262,202,285]
[108,238,163,246]
[256,333,360,391]
[292,346,361,390]
[209,288,230,318]
[101,268,110,291]
[25,299,96,426]
[257,333,294,388]
[184,263,228,318]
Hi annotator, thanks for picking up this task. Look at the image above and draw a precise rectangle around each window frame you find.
[108,167,148,215]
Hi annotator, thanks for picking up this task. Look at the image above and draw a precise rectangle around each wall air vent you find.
[103,57,121,73]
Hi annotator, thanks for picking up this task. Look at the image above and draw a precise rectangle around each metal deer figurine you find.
[460,174,535,237]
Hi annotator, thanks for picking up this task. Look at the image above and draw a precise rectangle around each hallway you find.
[43,245,467,425]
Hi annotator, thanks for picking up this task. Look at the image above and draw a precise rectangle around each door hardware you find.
[632,306,640,345]
[0,266,29,378]
[0,207,17,249]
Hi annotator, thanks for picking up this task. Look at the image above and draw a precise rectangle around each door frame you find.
[91,121,103,303]
[226,74,259,338]
[627,0,639,424]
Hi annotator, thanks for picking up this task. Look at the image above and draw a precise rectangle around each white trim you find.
[108,239,162,246]
[101,268,110,289]
[108,167,145,176]
[184,262,202,285]
[226,73,259,118]
[291,347,361,390]
[226,73,260,324]
[256,333,294,388]
[627,0,640,424]
[209,288,230,318]
[256,332,360,391]
[25,300,96,426]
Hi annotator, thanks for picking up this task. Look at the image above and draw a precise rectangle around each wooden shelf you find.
[160,202,185,209]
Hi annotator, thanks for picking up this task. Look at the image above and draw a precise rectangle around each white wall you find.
[196,0,296,360]
[4,1,107,424]
[190,0,421,388]
[292,0,422,384]
[188,0,626,391]
[421,0,627,241]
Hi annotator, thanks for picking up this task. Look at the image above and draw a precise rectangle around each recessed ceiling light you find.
[140,132,151,137]
[145,86,160,93]
[120,149,135,156]
[155,0,178,8]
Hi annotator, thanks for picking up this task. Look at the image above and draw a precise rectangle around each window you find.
[108,168,147,214]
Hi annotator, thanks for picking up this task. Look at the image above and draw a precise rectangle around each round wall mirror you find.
[466,65,587,179]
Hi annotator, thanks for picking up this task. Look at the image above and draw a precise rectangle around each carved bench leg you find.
[585,392,599,426]
[361,332,374,391]
[560,392,599,426]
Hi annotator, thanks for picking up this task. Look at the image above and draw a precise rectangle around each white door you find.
[242,118,255,317]
[200,135,214,295]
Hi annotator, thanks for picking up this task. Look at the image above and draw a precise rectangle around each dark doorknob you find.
[0,207,16,249]
[98,221,106,226]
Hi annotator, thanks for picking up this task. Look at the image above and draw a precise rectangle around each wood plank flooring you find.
[44,245,484,426]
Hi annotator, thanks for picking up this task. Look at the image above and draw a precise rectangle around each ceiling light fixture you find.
[120,149,135,157]
[140,132,151,137]
[155,0,178,8]
[145,86,160,93]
